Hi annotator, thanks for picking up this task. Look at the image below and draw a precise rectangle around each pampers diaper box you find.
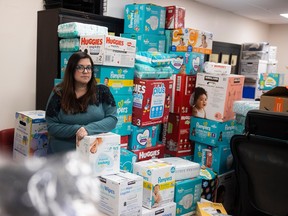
[169,52,204,75]
[189,117,235,147]
[60,51,74,78]
[77,132,120,176]
[98,171,143,216]
[133,159,176,209]
[80,35,136,68]
[121,33,165,52]
[174,177,202,216]
[120,148,137,173]
[171,28,213,54]
[94,66,134,95]
[195,73,245,122]
[124,4,166,35]
[13,110,48,162]
[142,202,176,216]
[133,78,173,127]
[128,124,159,150]
[112,94,133,136]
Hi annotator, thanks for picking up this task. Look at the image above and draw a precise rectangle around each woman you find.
[45,51,117,154]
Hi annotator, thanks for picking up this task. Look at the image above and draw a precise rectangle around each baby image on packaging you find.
[152,184,162,208]
[190,87,208,118]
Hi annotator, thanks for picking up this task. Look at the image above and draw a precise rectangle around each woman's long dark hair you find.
[55,51,97,114]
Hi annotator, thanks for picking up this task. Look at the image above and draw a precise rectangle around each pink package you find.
[165,6,185,29]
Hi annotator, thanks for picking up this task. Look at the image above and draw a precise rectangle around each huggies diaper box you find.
[194,73,245,122]
[142,202,176,216]
[132,78,173,127]
[13,110,48,161]
[171,28,213,54]
[161,157,200,180]
[133,159,176,209]
[132,144,165,162]
[94,66,134,95]
[98,171,143,216]
[124,4,166,35]
[77,132,120,176]
[190,117,235,147]
[120,148,137,173]
[174,177,202,216]
[165,6,185,29]
[120,135,129,149]
[80,35,136,68]
[128,124,159,150]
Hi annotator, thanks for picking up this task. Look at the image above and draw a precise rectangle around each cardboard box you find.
[133,159,175,209]
[165,6,185,29]
[13,110,48,161]
[60,51,74,78]
[80,35,136,68]
[132,78,173,127]
[77,132,120,176]
[98,171,143,216]
[260,86,288,112]
[120,148,137,173]
[196,202,227,216]
[142,202,176,216]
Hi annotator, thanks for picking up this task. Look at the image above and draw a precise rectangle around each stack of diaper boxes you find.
[189,73,245,206]
[57,22,108,85]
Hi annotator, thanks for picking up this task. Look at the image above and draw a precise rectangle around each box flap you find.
[262,86,288,97]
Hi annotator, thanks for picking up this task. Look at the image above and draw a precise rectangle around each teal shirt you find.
[45,84,118,154]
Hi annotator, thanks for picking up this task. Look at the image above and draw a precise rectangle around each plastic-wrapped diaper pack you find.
[58,22,108,38]
[135,51,175,67]
[59,38,80,52]
[135,63,173,79]
[233,100,260,116]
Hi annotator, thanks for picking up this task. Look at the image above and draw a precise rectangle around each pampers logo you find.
[117,100,128,115]
[196,122,211,131]
[158,176,173,183]
[225,124,235,131]
[110,72,125,79]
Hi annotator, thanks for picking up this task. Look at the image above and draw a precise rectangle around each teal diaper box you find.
[169,52,204,75]
[259,73,288,90]
[60,51,74,78]
[94,66,134,95]
[124,4,166,35]
[128,124,159,150]
[190,117,235,147]
[112,94,133,136]
[120,148,137,173]
[121,33,165,52]
[174,177,202,216]
[194,142,233,175]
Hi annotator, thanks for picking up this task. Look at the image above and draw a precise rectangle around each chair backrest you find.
[0,128,14,157]
[231,110,288,216]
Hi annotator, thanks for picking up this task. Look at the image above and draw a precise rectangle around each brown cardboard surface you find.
[260,86,288,113]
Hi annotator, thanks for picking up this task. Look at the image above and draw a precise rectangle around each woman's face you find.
[196,94,207,109]
[74,58,92,86]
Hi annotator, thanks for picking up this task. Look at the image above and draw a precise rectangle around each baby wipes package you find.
[161,157,200,181]
[133,159,176,209]
[98,171,143,216]
[174,177,202,216]
[59,38,80,52]
[203,62,231,75]
[142,202,176,216]
[128,125,158,150]
[77,132,120,176]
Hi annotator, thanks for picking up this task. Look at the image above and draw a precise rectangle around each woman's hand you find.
[76,127,88,146]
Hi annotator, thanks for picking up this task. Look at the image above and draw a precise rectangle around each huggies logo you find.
[106,37,124,46]
[139,149,160,160]
[80,37,103,45]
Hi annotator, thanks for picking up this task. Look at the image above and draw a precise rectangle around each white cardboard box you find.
[142,202,176,216]
[98,171,143,216]
[13,110,48,161]
[77,132,120,176]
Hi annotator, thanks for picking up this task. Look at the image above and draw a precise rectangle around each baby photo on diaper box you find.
[76,132,120,176]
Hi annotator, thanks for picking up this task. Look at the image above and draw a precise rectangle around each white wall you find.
[0,0,286,130]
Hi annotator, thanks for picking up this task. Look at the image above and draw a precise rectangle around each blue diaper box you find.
[120,148,137,173]
[54,78,62,86]
[112,94,133,136]
[121,33,165,52]
[124,4,166,35]
[94,66,134,95]
[174,177,202,216]
[194,142,233,175]
[190,117,235,147]
[169,52,204,75]
[60,51,74,78]
[128,124,159,150]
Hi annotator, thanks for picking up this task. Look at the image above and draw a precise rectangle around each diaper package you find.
[203,62,232,75]
[132,144,165,162]
[142,202,176,216]
[76,132,120,176]
[174,177,202,216]
[233,100,260,116]
[134,63,173,79]
[259,73,288,90]
[199,167,217,201]
[60,51,74,78]
[120,148,137,173]
[59,38,80,52]
[165,6,185,29]
[58,22,108,38]
[98,171,143,216]
[136,51,175,67]
[133,159,176,209]
[161,157,200,181]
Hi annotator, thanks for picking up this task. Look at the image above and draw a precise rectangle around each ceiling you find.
[193,0,288,24]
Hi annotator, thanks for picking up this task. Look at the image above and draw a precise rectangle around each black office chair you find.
[230,110,288,216]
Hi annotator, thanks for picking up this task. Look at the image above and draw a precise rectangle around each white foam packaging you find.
[203,62,231,75]
[98,171,143,216]
[161,157,200,181]
[80,35,136,67]
[76,132,120,176]
[142,202,176,216]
